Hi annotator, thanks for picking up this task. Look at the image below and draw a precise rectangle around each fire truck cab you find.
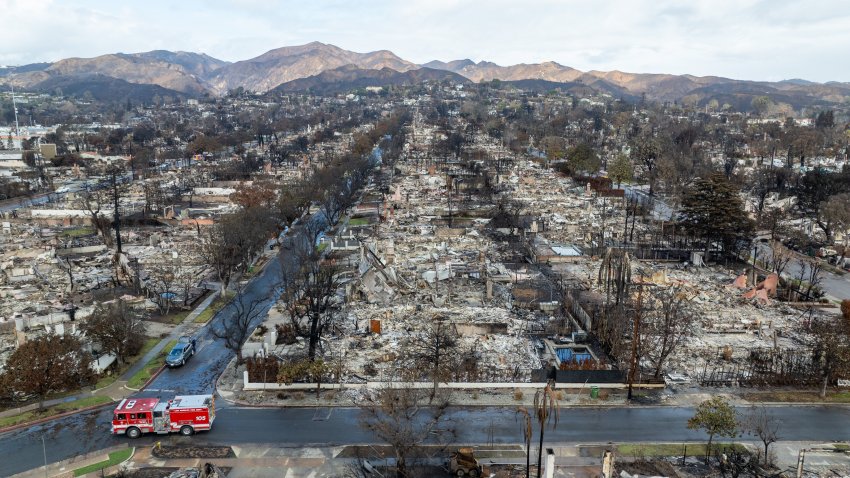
[112,394,215,438]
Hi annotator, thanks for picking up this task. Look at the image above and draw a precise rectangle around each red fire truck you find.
[111,394,215,438]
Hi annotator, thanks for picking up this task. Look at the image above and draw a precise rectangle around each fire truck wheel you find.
[455,470,465,477]
[180,425,194,436]
[469,470,479,478]
[126,427,141,439]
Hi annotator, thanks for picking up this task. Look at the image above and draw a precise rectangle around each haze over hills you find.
[2,41,849,111]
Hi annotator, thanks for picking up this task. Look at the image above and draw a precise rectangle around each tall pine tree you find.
[679,173,754,261]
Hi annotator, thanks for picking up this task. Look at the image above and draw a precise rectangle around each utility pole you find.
[628,274,643,401]
[10,75,20,142]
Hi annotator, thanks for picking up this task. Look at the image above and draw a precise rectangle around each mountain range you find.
[2,41,849,109]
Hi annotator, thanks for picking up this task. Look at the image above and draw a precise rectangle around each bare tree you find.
[516,408,532,478]
[59,257,75,293]
[803,259,823,301]
[104,163,129,254]
[211,290,265,365]
[358,383,454,478]
[745,406,781,466]
[78,187,114,248]
[406,318,458,402]
[145,261,178,316]
[768,241,792,277]
[80,299,147,365]
[641,286,695,379]
[810,316,850,398]
[278,235,341,360]
[200,215,243,296]
[598,248,632,306]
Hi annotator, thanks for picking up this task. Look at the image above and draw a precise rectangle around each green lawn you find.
[348,217,370,226]
[126,340,176,389]
[94,338,160,389]
[73,448,133,476]
[317,243,329,253]
[194,291,234,324]
[617,443,746,458]
[60,227,95,237]
[0,395,113,429]
[158,309,191,325]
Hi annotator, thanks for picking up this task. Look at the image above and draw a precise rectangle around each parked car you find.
[166,336,196,367]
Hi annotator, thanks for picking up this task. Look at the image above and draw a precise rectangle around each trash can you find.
[590,386,599,398]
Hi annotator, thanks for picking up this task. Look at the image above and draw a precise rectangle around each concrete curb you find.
[125,364,166,392]
[0,400,116,435]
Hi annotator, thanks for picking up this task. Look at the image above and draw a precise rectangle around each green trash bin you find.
[590,386,599,398]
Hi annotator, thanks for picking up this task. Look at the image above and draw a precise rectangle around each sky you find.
[3,0,849,82]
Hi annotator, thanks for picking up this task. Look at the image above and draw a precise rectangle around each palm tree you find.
[533,381,560,478]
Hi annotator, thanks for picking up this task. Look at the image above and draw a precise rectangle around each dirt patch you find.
[619,459,684,477]
[112,467,178,478]
[151,445,235,459]
[112,467,232,478]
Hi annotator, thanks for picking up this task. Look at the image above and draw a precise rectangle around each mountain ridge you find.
[1,42,847,109]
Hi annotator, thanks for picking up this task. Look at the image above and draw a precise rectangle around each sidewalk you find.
[11,445,132,478]
[126,445,344,478]
[0,293,220,429]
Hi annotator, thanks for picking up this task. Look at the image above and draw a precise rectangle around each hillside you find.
[1,43,847,109]
[207,42,418,94]
[270,65,468,95]
[44,53,210,94]
[131,50,229,78]
[33,74,189,103]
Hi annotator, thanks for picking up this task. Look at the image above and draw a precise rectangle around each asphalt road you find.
[3,404,850,476]
[0,215,313,476]
[3,211,850,476]
[755,241,850,300]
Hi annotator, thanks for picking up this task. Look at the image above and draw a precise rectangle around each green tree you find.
[687,396,739,464]
[678,173,754,260]
[566,143,600,174]
[751,96,772,116]
[630,133,661,195]
[608,153,633,188]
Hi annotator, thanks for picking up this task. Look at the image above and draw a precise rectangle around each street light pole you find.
[42,435,48,478]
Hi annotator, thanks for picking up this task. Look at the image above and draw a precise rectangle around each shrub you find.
[599,389,610,400]
[292,391,305,400]
[513,389,524,401]
[841,299,850,321]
